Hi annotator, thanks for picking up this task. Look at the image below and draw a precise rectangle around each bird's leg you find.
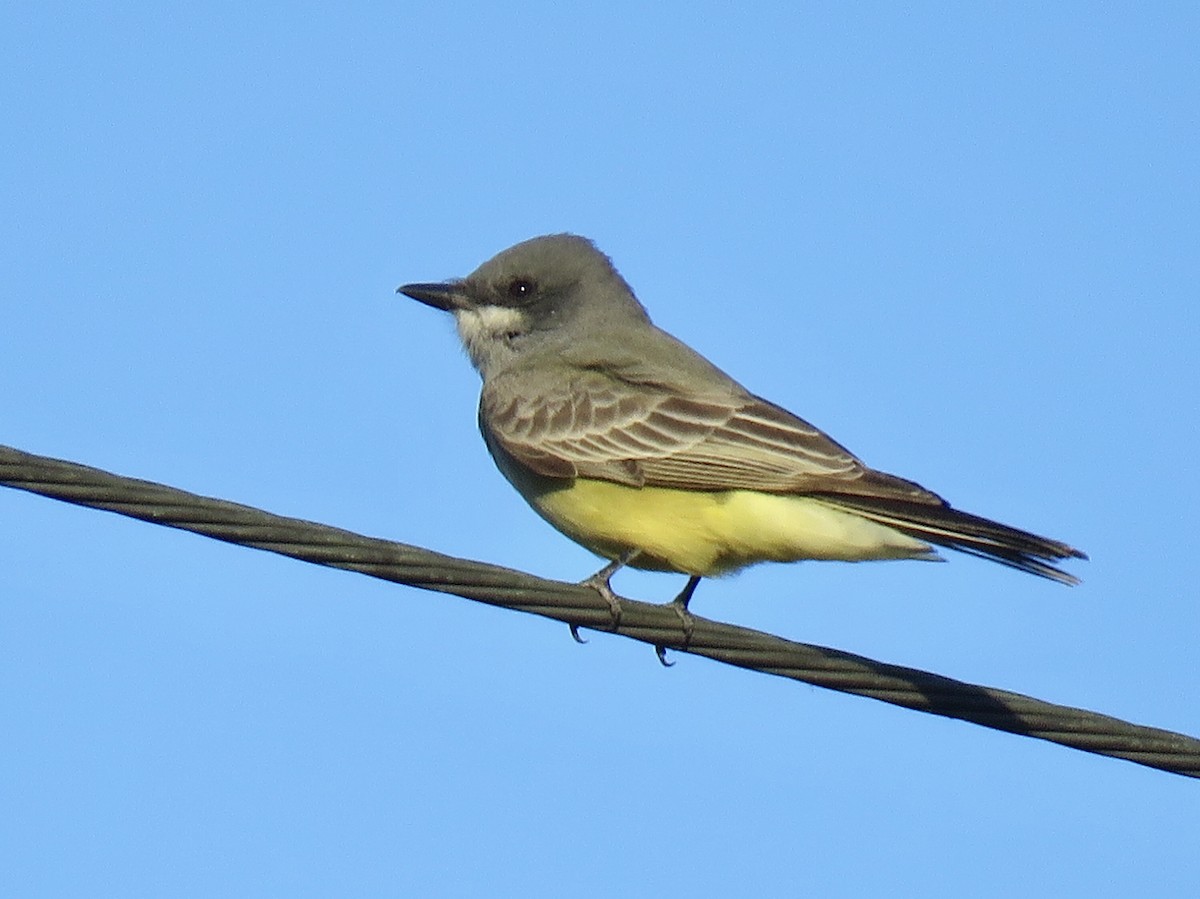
[656,575,701,666]
[673,575,702,612]
[573,550,640,640]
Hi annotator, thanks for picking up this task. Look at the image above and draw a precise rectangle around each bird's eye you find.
[506,277,536,301]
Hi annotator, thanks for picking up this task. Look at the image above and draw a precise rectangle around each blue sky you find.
[2,3,1198,895]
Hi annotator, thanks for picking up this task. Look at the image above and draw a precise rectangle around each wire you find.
[2,443,1197,778]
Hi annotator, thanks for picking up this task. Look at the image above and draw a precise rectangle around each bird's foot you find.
[573,551,640,641]
[655,575,701,667]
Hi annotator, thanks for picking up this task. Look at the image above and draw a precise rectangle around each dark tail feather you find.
[813,494,1088,586]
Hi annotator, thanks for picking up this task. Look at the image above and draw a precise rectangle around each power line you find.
[2,443,1197,778]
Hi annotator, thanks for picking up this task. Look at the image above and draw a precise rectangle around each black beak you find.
[396,281,464,312]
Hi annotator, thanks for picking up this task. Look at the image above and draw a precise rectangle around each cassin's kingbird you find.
[399,234,1085,606]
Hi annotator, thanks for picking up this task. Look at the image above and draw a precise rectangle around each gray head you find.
[398,234,651,375]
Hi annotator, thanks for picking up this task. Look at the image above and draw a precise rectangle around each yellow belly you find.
[522,476,935,577]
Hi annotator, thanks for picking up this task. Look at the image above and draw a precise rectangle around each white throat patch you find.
[454,305,527,374]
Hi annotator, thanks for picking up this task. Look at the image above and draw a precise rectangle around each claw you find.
[580,576,622,630]
[671,575,700,651]
[579,550,640,631]
[655,576,703,666]
[670,602,696,652]
[569,623,588,644]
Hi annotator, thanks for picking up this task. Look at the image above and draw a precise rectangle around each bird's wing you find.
[481,357,1087,584]
[480,364,937,503]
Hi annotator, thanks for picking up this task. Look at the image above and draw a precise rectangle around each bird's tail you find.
[812,494,1088,585]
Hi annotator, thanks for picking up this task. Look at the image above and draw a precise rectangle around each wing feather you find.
[478,346,1083,584]
[481,367,935,502]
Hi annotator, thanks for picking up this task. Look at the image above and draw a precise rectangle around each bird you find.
[398,234,1085,612]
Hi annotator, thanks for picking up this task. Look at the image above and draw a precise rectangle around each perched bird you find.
[399,234,1085,609]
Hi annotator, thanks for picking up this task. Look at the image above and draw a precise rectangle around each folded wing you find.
[481,363,1084,584]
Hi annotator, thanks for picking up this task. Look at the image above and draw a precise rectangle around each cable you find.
[2,443,1197,778]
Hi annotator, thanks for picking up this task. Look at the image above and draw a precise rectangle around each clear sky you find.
[2,3,1198,896]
